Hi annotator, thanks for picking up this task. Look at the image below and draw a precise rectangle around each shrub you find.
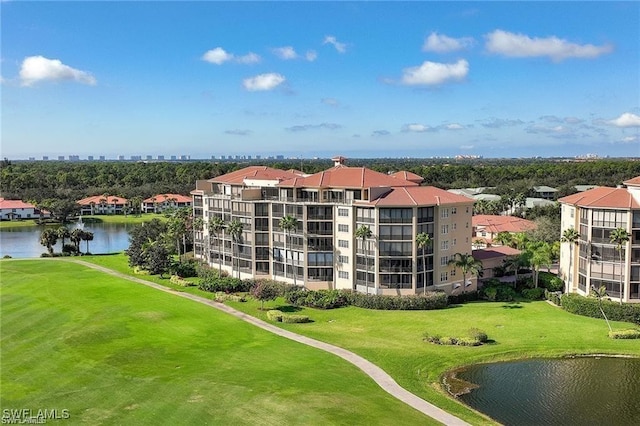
[608,329,640,339]
[62,244,78,255]
[347,291,448,310]
[266,310,284,322]
[561,294,640,325]
[456,337,482,346]
[522,287,545,300]
[538,273,564,292]
[481,283,517,302]
[198,277,250,293]
[468,328,488,343]
[170,275,195,287]
[447,291,480,305]
[281,314,311,324]
[284,286,307,306]
[545,290,562,306]
[170,259,198,278]
[439,336,456,345]
[251,281,280,310]
[214,292,246,303]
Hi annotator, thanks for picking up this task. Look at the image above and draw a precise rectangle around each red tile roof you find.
[472,215,536,233]
[210,166,301,185]
[77,195,129,205]
[0,198,36,209]
[390,170,424,184]
[558,186,640,209]
[144,194,192,203]
[278,165,419,189]
[623,176,640,186]
[473,246,521,261]
[365,186,474,206]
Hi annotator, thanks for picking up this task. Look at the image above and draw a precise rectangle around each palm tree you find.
[527,242,552,288]
[82,230,94,254]
[415,232,432,295]
[56,226,70,248]
[503,254,527,284]
[512,232,529,250]
[448,253,483,294]
[591,284,612,332]
[355,225,373,295]
[39,229,58,255]
[227,219,244,279]
[209,216,225,275]
[610,227,630,304]
[70,228,83,253]
[494,231,513,247]
[279,215,299,286]
[561,227,580,294]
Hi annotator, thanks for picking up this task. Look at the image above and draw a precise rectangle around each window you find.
[338,255,349,263]
[453,238,457,246]
[451,207,457,215]
[441,208,449,218]
[452,223,457,230]
[338,224,349,233]
[338,208,349,217]
[441,224,449,234]
[441,240,449,250]
[379,208,412,223]
[379,225,413,240]
[466,222,469,228]
[451,269,456,276]
[466,207,469,213]
[338,271,349,279]
[440,256,449,266]
[338,240,349,248]
[440,271,448,282]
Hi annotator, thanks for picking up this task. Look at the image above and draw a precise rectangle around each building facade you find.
[558,176,640,303]
[77,195,129,215]
[142,194,192,213]
[192,157,475,295]
[0,198,49,221]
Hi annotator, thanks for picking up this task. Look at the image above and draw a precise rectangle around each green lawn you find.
[0,260,434,425]
[0,214,166,229]
[82,254,640,424]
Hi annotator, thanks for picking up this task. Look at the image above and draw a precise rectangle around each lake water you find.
[454,357,640,425]
[0,223,132,258]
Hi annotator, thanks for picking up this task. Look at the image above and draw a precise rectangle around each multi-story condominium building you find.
[192,157,475,295]
[142,194,192,213]
[77,195,129,215]
[558,176,640,303]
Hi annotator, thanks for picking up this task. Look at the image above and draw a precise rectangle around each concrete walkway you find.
[69,259,470,426]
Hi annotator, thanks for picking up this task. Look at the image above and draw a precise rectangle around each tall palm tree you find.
[528,242,552,288]
[82,230,94,254]
[39,229,58,255]
[610,227,630,304]
[56,226,70,248]
[448,252,483,294]
[227,219,244,279]
[561,227,580,294]
[503,254,527,284]
[591,284,612,332]
[355,225,373,295]
[279,215,299,286]
[415,232,432,295]
[208,216,226,274]
[494,231,513,247]
[70,228,83,253]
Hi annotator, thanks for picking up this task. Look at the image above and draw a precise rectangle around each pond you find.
[0,223,132,258]
[451,357,640,425]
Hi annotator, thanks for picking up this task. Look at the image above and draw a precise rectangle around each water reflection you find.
[455,357,640,425]
[0,223,132,258]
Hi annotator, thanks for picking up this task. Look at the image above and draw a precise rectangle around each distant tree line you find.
[2,158,639,204]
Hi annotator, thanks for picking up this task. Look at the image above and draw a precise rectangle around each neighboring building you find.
[473,246,522,281]
[575,185,598,193]
[0,198,50,220]
[192,156,475,295]
[142,194,192,213]
[77,195,129,215]
[558,176,640,303]
[472,215,536,247]
[532,186,558,200]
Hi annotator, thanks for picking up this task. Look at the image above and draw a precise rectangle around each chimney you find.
[331,155,347,167]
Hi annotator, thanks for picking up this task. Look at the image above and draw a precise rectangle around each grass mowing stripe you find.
[1,260,436,425]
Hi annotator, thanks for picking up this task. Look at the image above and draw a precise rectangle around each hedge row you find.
[423,328,489,346]
[347,291,448,310]
[266,310,311,323]
[560,294,640,325]
[609,329,640,339]
[198,277,253,293]
[285,289,350,309]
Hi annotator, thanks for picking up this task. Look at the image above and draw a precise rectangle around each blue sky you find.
[2,1,639,159]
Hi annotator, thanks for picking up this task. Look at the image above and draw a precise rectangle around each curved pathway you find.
[69,259,470,426]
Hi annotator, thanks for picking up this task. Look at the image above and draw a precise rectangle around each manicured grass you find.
[0,214,166,229]
[0,260,435,425]
[0,220,43,229]
[80,254,640,424]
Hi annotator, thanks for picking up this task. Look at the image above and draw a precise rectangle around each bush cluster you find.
[170,275,195,287]
[538,273,564,292]
[545,289,562,306]
[521,287,545,300]
[266,309,310,323]
[170,259,198,278]
[447,291,480,305]
[561,294,640,325]
[608,329,640,339]
[481,280,517,302]
[198,276,252,293]
[346,291,448,310]
[285,288,350,309]
[213,292,246,303]
[424,328,488,346]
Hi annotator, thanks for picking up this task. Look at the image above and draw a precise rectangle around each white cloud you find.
[225,129,252,136]
[402,123,433,133]
[323,35,347,53]
[273,46,298,60]
[285,123,342,132]
[19,56,96,86]
[305,50,318,62]
[481,118,525,128]
[321,98,340,107]
[484,30,613,61]
[242,73,286,91]
[444,123,465,130]
[202,47,260,65]
[401,59,468,86]
[236,52,261,64]
[202,47,233,64]
[621,136,638,143]
[607,112,640,128]
[423,32,474,53]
